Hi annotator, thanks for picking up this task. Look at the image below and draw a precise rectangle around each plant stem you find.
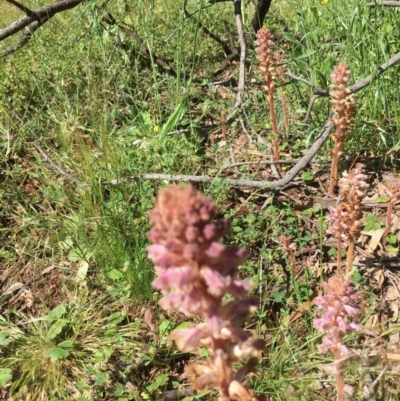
[337,237,343,276]
[346,236,355,273]
[267,82,280,164]
[328,126,342,196]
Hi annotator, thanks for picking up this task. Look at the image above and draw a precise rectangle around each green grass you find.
[1,0,400,399]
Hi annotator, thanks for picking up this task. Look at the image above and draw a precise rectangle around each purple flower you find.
[313,275,361,359]
[147,185,265,400]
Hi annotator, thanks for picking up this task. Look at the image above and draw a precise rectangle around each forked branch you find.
[1,0,84,57]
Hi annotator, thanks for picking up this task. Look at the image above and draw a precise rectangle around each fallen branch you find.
[103,119,335,188]
[284,72,328,96]
[1,0,84,57]
[346,50,400,94]
[100,10,177,77]
[367,1,400,6]
[34,144,85,186]
[227,0,247,123]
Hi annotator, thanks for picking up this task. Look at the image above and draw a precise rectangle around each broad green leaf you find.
[199,347,209,357]
[272,291,285,303]
[0,368,12,387]
[105,269,123,280]
[301,172,314,181]
[146,374,168,392]
[376,196,388,203]
[108,312,124,326]
[46,346,70,361]
[57,340,74,349]
[46,319,68,340]
[174,321,191,330]
[387,235,398,245]
[364,215,383,231]
[94,371,109,386]
[48,305,66,319]
[0,332,11,346]
[158,320,172,335]
[159,100,188,137]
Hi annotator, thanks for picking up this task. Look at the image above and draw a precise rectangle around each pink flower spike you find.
[147,185,265,400]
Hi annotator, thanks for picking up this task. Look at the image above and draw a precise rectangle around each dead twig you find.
[100,10,177,76]
[103,119,335,188]
[284,72,328,96]
[367,1,400,5]
[304,94,323,122]
[284,72,329,122]
[347,50,400,94]
[227,0,247,123]
[1,0,84,57]
[34,144,85,186]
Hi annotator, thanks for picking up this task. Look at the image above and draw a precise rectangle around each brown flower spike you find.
[328,63,356,196]
[255,28,280,166]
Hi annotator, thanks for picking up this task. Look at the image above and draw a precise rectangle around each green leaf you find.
[108,312,124,326]
[158,320,172,336]
[364,215,383,231]
[291,50,316,62]
[199,347,209,357]
[376,196,388,203]
[94,371,109,386]
[146,374,169,392]
[387,235,397,245]
[48,305,66,319]
[173,321,191,330]
[114,383,127,397]
[105,269,123,280]
[0,332,11,346]
[46,346,71,361]
[159,100,188,137]
[0,368,12,387]
[46,319,68,340]
[272,291,285,303]
[301,172,314,181]
[57,340,74,349]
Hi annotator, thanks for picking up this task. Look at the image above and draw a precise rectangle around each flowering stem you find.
[267,87,280,163]
[337,237,343,276]
[333,349,345,401]
[147,185,265,401]
[328,125,343,196]
[346,235,355,273]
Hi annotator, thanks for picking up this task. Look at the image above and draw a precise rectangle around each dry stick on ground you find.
[1,0,84,57]
[105,50,400,188]
[227,0,247,123]
[367,1,400,5]
[100,11,177,77]
[34,144,85,186]
[284,72,329,122]
[104,119,335,188]
[183,1,239,78]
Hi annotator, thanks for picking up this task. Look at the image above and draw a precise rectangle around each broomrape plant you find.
[147,185,265,401]
[147,183,365,401]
